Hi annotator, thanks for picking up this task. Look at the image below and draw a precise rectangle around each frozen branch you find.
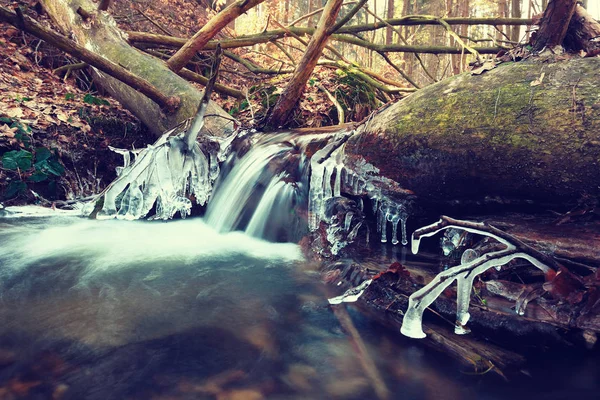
[401,216,557,339]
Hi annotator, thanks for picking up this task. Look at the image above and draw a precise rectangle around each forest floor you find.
[0,0,364,204]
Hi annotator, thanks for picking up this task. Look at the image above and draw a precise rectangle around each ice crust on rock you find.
[401,218,552,339]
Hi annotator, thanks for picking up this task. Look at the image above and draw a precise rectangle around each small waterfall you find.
[204,135,306,242]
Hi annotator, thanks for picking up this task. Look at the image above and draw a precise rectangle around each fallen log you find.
[346,56,600,209]
[40,0,233,138]
[0,6,179,112]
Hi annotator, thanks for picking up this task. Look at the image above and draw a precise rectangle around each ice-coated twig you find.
[401,216,558,339]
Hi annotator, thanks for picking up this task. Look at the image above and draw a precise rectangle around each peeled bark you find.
[346,57,600,207]
[41,0,233,138]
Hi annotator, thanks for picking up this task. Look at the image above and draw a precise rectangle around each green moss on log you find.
[348,58,600,204]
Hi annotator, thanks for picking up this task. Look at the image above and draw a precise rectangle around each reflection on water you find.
[0,216,598,399]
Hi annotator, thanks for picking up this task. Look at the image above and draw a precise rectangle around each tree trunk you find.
[385,0,394,45]
[345,57,600,207]
[563,4,600,54]
[41,0,233,138]
[532,0,578,51]
[266,0,344,129]
[510,0,522,42]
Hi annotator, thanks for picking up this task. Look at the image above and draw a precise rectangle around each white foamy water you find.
[0,212,303,276]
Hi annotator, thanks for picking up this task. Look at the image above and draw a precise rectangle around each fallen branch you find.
[126,21,510,54]
[177,68,245,99]
[53,62,88,76]
[167,0,265,72]
[330,0,368,33]
[266,0,344,128]
[320,60,417,94]
[1,5,180,112]
[224,51,294,74]
[317,83,345,123]
[332,34,501,54]
[288,1,357,27]
[185,44,223,148]
[271,41,296,65]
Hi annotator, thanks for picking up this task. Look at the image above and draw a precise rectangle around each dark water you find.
[0,215,598,399]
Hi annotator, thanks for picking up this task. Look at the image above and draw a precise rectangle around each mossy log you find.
[347,57,600,208]
[41,0,233,138]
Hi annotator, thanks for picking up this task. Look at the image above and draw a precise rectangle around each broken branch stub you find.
[401,216,554,339]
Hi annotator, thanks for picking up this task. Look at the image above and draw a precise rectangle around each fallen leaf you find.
[5,107,23,118]
[530,72,545,86]
[471,60,496,75]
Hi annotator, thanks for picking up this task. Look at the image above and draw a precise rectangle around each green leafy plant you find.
[0,117,32,147]
[83,93,110,106]
[1,147,65,199]
[2,150,32,170]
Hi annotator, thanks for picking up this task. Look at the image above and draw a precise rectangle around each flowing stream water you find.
[0,132,598,399]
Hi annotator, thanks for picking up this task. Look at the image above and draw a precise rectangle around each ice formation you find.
[84,119,235,221]
[401,217,552,339]
[375,200,409,245]
[328,279,373,304]
[307,132,411,253]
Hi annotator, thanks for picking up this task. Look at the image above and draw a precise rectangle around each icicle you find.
[348,221,362,241]
[116,182,144,221]
[328,279,373,304]
[391,213,401,245]
[209,151,220,181]
[357,198,363,211]
[308,161,325,231]
[334,165,342,197]
[323,165,334,200]
[109,146,131,176]
[399,205,409,246]
[380,204,389,243]
[344,212,353,231]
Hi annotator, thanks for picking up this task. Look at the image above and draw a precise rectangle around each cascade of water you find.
[245,177,297,241]
[204,143,290,233]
